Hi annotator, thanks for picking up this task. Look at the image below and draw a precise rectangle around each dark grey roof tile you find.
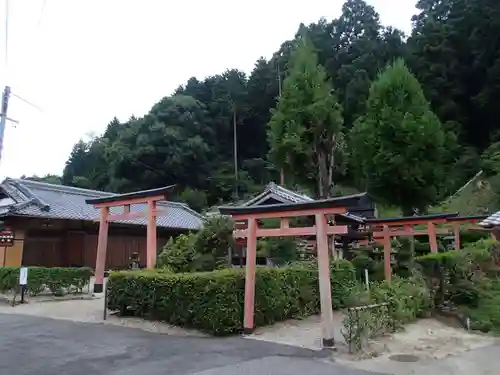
[479,211,500,227]
[0,178,203,230]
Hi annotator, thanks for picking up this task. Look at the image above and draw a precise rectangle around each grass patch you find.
[435,173,498,215]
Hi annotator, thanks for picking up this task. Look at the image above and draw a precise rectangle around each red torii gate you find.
[86,186,175,293]
[219,194,365,349]
[365,213,488,281]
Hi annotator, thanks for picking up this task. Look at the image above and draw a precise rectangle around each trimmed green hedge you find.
[107,260,356,335]
[0,267,92,296]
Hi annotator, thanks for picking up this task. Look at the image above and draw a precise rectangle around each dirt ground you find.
[245,312,499,374]
[353,317,496,361]
[246,312,496,357]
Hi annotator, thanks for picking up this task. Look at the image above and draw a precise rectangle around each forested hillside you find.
[34,0,500,214]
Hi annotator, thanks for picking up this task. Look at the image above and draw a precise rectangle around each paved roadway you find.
[0,313,381,375]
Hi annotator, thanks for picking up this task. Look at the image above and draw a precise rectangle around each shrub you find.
[156,234,197,272]
[351,253,374,280]
[392,237,416,278]
[258,237,299,266]
[342,276,431,353]
[460,230,490,246]
[0,266,92,296]
[414,239,431,256]
[416,251,459,306]
[417,240,499,309]
[370,276,431,326]
[415,251,458,277]
[461,279,500,333]
[156,216,235,272]
[107,259,356,335]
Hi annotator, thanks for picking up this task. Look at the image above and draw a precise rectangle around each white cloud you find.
[0,0,416,179]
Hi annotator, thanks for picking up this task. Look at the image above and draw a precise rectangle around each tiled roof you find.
[479,211,500,228]
[231,182,368,223]
[220,193,368,216]
[243,182,314,206]
[0,178,203,230]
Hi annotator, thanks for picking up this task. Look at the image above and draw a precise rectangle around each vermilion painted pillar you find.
[243,217,257,334]
[146,200,157,268]
[94,207,109,293]
[428,222,438,253]
[383,224,392,282]
[453,223,461,249]
[315,212,336,348]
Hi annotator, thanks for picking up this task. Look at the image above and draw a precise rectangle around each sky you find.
[0,0,417,180]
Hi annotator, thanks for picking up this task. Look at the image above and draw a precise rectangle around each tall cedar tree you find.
[350,59,446,214]
[268,39,343,198]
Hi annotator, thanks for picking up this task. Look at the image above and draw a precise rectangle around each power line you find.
[11,92,42,112]
[95,137,167,179]
[0,0,45,170]
[37,0,47,29]
[4,0,9,67]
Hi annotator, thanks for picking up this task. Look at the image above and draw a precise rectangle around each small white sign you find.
[19,267,28,286]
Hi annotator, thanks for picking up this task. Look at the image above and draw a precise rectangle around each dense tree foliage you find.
[351,59,447,214]
[57,0,500,213]
[268,39,344,198]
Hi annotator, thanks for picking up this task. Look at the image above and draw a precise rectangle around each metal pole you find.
[0,86,11,164]
[103,281,108,320]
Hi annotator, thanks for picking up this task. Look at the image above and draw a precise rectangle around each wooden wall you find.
[0,229,25,267]
[7,217,176,269]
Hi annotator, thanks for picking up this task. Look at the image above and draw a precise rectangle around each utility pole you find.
[277,63,285,186]
[0,86,17,164]
[233,107,238,199]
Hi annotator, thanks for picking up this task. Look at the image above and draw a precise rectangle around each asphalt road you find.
[0,313,381,375]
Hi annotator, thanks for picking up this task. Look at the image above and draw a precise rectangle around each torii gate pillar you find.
[86,186,174,293]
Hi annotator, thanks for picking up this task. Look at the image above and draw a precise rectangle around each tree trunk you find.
[402,207,415,217]
[317,151,330,199]
[318,149,336,258]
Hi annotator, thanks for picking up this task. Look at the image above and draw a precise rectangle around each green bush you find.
[415,251,458,276]
[416,251,459,306]
[370,276,431,327]
[0,267,92,296]
[351,253,374,280]
[457,279,500,332]
[258,237,299,266]
[107,259,356,335]
[414,240,431,256]
[156,216,235,272]
[349,245,385,282]
[460,230,490,245]
[342,276,431,353]
[416,240,499,309]
[393,237,417,278]
[156,234,197,272]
